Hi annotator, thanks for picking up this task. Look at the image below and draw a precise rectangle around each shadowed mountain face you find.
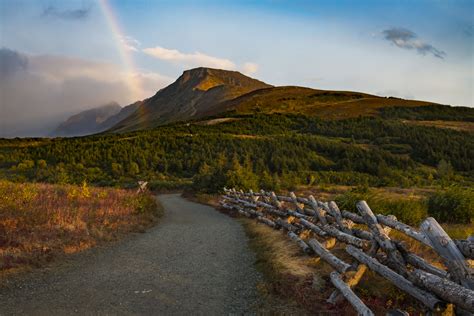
[97,102,141,133]
[51,102,121,137]
[110,67,272,132]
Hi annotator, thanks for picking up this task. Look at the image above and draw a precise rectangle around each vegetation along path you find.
[0,194,263,315]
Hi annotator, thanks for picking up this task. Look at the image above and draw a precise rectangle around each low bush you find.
[335,187,428,225]
[427,188,474,224]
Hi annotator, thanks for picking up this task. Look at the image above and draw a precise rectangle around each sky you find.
[0,0,473,137]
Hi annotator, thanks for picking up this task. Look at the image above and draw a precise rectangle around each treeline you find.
[380,104,474,122]
[0,114,472,191]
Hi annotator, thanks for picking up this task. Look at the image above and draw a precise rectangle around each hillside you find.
[110,67,271,132]
[51,102,121,137]
[96,102,141,132]
[213,86,436,119]
[106,68,453,133]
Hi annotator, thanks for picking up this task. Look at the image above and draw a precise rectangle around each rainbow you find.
[98,0,142,102]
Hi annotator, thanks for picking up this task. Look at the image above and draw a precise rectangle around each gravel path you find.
[0,194,263,315]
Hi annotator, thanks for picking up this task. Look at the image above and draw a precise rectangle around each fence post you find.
[420,217,474,290]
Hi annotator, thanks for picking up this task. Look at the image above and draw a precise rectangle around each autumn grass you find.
[0,180,161,276]
[239,219,335,314]
[239,218,436,315]
[182,192,220,207]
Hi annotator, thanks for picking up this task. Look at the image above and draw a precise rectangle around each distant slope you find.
[51,102,121,137]
[207,86,437,119]
[96,102,141,132]
[109,67,271,132]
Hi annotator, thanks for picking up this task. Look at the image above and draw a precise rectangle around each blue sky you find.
[0,0,473,136]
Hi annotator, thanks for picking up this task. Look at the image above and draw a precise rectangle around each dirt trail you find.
[0,194,263,315]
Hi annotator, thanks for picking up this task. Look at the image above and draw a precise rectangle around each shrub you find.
[148,179,192,191]
[335,187,428,225]
[427,188,474,224]
[379,199,428,226]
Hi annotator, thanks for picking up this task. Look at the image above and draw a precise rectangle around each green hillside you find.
[1,113,472,192]
[209,86,436,119]
[1,68,473,227]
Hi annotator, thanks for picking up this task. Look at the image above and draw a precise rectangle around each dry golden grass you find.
[296,184,434,201]
[240,219,340,314]
[242,220,315,277]
[0,180,161,275]
[194,117,241,126]
[240,217,431,314]
[183,192,220,208]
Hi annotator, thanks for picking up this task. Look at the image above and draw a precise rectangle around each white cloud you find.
[143,46,236,69]
[143,45,260,76]
[131,71,172,95]
[242,62,258,75]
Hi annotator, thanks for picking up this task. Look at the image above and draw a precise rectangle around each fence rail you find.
[220,188,474,315]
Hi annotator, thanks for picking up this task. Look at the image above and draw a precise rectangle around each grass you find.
[226,86,434,119]
[240,219,337,314]
[0,180,161,276]
[238,217,433,315]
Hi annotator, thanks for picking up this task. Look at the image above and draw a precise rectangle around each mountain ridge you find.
[109,67,272,132]
[107,67,446,133]
[51,102,121,137]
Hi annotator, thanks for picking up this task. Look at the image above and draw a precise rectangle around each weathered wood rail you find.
[220,188,474,315]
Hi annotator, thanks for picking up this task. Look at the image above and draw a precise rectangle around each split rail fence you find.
[220,188,474,315]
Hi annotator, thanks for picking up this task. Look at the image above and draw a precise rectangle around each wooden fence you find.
[220,188,474,315]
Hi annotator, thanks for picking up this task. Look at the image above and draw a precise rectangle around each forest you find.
[0,112,473,225]
[0,113,472,189]
[380,104,474,121]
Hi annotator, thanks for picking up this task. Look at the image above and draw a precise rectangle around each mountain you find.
[109,67,444,133]
[51,102,121,137]
[109,67,272,132]
[96,102,141,132]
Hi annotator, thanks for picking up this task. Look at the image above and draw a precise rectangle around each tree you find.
[17,160,34,171]
[225,156,258,190]
[128,162,140,175]
[37,160,47,169]
[437,159,453,180]
[111,162,123,177]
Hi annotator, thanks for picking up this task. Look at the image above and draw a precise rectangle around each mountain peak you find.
[179,67,266,91]
[109,67,271,132]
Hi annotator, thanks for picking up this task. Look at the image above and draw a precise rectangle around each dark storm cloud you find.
[0,48,28,77]
[0,48,129,137]
[42,6,90,20]
[0,48,170,137]
[382,27,446,59]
